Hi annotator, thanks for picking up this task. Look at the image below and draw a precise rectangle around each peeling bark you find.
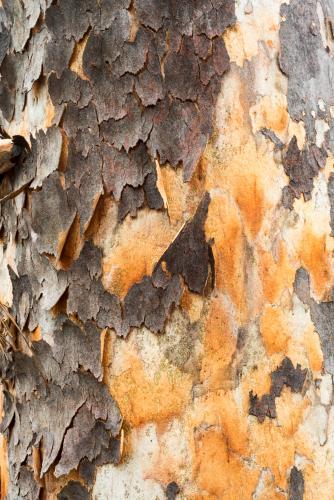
[1,0,334,498]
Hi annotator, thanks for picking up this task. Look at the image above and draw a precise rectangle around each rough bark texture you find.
[0,0,334,499]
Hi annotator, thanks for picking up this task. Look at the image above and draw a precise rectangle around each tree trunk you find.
[0,0,333,498]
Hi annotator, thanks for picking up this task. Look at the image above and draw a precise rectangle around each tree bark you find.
[0,0,334,498]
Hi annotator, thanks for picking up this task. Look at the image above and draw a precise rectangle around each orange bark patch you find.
[275,389,310,438]
[205,193,247,322]
[248,419,296,489]
[144,421,190,488]
[299,230,332,299]
[200,297,237,391]
[193,429,259,499]
[158,165,204,226]
[250,94,289,135]
[109,354,192,427]
[31,325,42,342]
[180,289,204,323]
[191,390,250,457]
[159,167,185,225]
[259,242,295,304]
[58,215,83,270]
[69,31,90,80]
[102,211,179,298]
[0,435,8,500]
[233,175,265,239]
[44,96,55,130]
[260,305,290,356]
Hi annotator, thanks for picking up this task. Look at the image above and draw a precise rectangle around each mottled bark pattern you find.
[249,357,307,422]
[0,0,234,498]
[1,0,334,498]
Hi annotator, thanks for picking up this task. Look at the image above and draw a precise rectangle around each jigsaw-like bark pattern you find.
[2,0,334,498]
[0,0,234,497]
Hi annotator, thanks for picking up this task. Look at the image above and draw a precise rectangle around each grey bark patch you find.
[249,357,307,423]
[53,320,102,380]
[260,127,284,150]
[135,0,169,31]
[62,103,99,156]
[282,136,327,208]
[310,300,334,374]
[328,172,334,236]
[294,267,311,306]
[83,20,134,121]
[78,458,96,486]
[279,0,321,83]
[136,0,235,37]
[31,384,85,475]
[194,34,212,59]
[0,390,15,433]
[279,0,322,138]
[39,259,68,311]
[0,52,24,122]
[153,192,212,294]
[48,69,92,109]
[122,274,182,335]
[2,0,31,52]
[65,142,95,189]
[57,481,90,500]
[55,405,101,477]
[271,357,307,396]
[99,0,131,30]
[166,481,180,500]
[118,193,212,336]
[3,327,122,479]
[45,0,95,43]
[294,267,334,374]
[279,0,334,143]
[100,96,154,152]
[66,147,103,233]
[10,271,32,330]
[0,23,10,65]
[102,142,153,201]
[22,0,48,29]
[82,0,234,180]
[14,242,67,316]
[67,241,122,334]
[249,392,277,422]
[148,99,209,181]
[115,160,164,221]
[118,185,145,221]
[55,404,120,477]
[43,37,75,78]
[83,12,131,69]
[144,168,164,210]
[135,48,165,106]
[31,126,63,188]
[15,465,41,500]
[165,37,201,101]
[115,27,151,76]
[22,28,49,92]
[31,172,76,257]
[289,466,304,500]
[77,372,122,435]
[0,0,238,494]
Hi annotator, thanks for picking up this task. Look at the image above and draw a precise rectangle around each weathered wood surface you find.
[0,0,334,498]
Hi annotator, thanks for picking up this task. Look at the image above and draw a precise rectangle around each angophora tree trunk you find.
[0,0,333,498]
